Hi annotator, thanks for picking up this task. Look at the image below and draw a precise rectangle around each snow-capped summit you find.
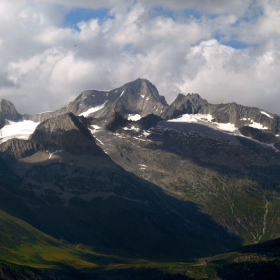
[161,92,279,134]
[24,78,168,122]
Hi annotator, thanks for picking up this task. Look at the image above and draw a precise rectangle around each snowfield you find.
[168,114,238,132]
[260,111,273,119]
[0,120,39,144]
[168,113,269,132]
[79,101,107,117]
[246,121,269,130]
[127,114,142,121]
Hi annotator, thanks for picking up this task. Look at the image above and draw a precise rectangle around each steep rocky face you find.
[162,93,279,134]
[0,99,22,128]
[0,113,103,159]
[0,139,38,159]
[162,93,209,119]
[31,113,105,156]
[103,78,168,118]
[24,78,168,122]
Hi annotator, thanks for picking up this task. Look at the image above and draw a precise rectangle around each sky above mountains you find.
[0,0,280,114]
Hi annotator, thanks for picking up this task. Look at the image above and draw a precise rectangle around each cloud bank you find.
[1,0,280,114]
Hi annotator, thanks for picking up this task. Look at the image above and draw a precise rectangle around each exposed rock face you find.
[0,139,38,159]
[24,78,168,122]
[136,114,163,130]
[0,113,104,159]
[101,78,168,119]
[31,113,103,155]
[239,126,277,143]
[162,93,209,119]
[105,113,129,132]
[162,93,279,133]
[0,99,21,128]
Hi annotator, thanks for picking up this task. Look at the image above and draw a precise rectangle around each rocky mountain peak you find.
[0,99,21,128]
[120,78,167,104]
[31,113,102,155]
[24,78,168,122]
[162,92,279,134]
[105,78,168,118]
[161,92,209,119]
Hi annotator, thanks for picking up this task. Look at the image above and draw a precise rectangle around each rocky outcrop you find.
[239,126,278,144]
[0,99,21,128]
[102,78,168,119]
[136,114,163,130]
[0,113,105,159]
[0,139,38,159]
[162,93,209,119]
[31,113,103,155]
[24,78,168,122]
[105,113,129,132]
[162,93,279,134]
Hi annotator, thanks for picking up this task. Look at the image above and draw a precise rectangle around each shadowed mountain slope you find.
[0,113,241,262]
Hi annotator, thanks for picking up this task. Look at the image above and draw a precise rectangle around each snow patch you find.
[127,114,142,121]
[260,111,273,118]
[120,90,124,97]
[38,111,52,114]
[114,133,126,139]
[168,114,198,123]
[133,137,146,142]
[246,121,269,130]
[141,95,145,98]
[123,126,140,132]
[89,125,101,134]
[79,101,107,117]
[216,123,237,132]
[0,120,39,144]
[168,114,238,132]
[139,164,147,170]
[46,150,62,159]
[168,114,214,124]
[143,130,151,137]
[95,138,105,145]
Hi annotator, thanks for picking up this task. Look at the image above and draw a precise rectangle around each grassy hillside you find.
[0,209,128,269]
[1,207,280,279]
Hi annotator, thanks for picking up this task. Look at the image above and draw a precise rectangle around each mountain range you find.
[1,78,280,279]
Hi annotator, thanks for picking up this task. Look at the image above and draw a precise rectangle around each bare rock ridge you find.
[33,112,105,155]
[0,99,21,128]
[1,79,280,146]
[0,113,104,159]
[24,78,168,122]
[162,93,280,133]
[0,138,38,159]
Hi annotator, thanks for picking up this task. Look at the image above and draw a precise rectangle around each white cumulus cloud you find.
[0,0,280,115]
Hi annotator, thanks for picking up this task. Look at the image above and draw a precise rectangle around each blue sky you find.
[0,0,280,114]
[64,8,111,29]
